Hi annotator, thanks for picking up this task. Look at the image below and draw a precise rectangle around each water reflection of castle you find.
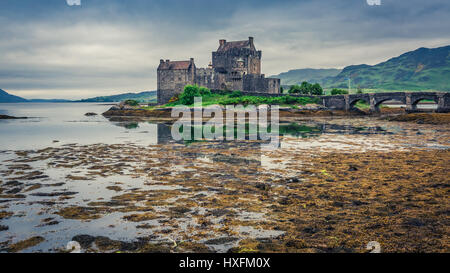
[108,121,390,169]
[108,122,389,145]
[157,123,174,144]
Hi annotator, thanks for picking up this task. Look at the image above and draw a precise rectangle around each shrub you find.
[230,90,243,98]
[218,95,319,106]
[288,82,323,95]
[168,94,179,103]
[330,88,349,95]
[199,86,212,96]
[179,85,201,105]
[288,84,302,94]
[124,99,139,106]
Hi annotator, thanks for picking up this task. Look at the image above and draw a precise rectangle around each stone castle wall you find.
[157,38,281,104]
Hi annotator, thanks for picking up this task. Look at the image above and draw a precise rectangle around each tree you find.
[124,99,139,106]
[311,83,324,95]
[288,84,302,94]
[299,81,312,95]
[199,86,211,96]
[179,85,201,105]
[330,88,349,95]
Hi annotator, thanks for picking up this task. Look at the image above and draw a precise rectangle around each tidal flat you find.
[0,107,449,253]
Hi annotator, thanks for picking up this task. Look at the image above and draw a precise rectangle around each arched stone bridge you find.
[322,92,450,113]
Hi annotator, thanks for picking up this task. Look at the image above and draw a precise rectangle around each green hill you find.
[0,89,28,103]
[270,68,341,86]
[322,45,450,91]
[78,91,157,103]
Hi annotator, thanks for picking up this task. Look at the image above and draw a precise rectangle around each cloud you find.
[66,0,81,6]
[0,0,449,99]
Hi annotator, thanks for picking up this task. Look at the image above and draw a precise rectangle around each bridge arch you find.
[409,93,440,111]
[347,94,370,111]
[372,93,407,112]
[412,97,439,105]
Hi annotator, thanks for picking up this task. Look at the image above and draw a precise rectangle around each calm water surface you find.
[0,103,159,150]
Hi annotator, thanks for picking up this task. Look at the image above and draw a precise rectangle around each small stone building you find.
[157,37,280,104]
[157,58,196,104]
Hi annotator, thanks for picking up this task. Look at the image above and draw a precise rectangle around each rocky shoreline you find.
[102,104,408,122]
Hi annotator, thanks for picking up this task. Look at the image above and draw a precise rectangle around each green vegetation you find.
[124,99,139,106]
[270,68,341,86]
[274,46,450,92]
[288,82,324,95]
[218,95,320,106]
[279,123,322,138]
[356,85,364,94]
[321,45,450,91]
[353,100,370,110]
[330,88,349,95]
[165,85,320,107]
[230,90,243,98]
[178,85,201,105]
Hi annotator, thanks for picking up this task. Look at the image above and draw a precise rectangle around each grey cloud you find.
[0,0,449,99]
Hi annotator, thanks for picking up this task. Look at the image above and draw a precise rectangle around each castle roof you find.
[158,60,192,70]
[217,40,253,52]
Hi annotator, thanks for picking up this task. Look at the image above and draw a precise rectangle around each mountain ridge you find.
[270,68,342,86]
[275,45,450,91]
[322,45,450,91]
[0,89,28,103]
[0,89,157,103]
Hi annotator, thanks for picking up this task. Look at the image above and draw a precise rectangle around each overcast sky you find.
[1,0,450,99]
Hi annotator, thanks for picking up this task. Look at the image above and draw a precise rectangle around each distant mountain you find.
[0,89,157,103]
[322,45,450,91]
[78,91,157,103]
[0,89,28,103]
[28,99,72,103]
[270,68,341,86]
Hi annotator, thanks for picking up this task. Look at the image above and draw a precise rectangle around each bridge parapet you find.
[214,90,449,113]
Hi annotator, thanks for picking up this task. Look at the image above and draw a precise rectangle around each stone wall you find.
[195,68,215,89]
[157,66,195,104]
[212,48,261,75]
[242,74,281,93]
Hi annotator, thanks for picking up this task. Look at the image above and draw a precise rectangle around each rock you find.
[31,191,78,197]
[72,235,96,249]
[109,105,121,111]
[303,227,318,234]
[204,237,239,245]
[352,200,368,206]
[403,218,425,227]
[209,209,232,217]
[0,115,27,119]
[84,112,98,116]
[255,183,270,191]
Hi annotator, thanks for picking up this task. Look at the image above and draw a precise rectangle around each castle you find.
[157,37,281,104]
